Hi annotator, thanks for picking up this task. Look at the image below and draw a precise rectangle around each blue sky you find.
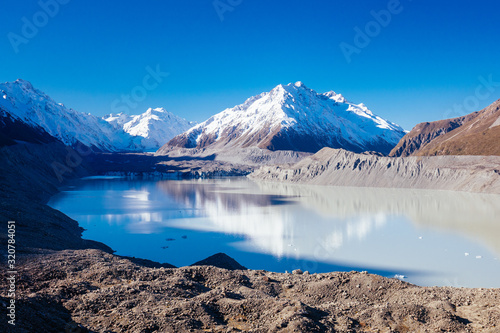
[1,0,499,130]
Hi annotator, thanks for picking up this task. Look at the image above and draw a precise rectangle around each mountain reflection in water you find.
[157,180,500,258]
[49,178,500,287]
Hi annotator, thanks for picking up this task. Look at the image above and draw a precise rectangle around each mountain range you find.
[2,79,407,156]
[0,79,193,151]
[5,79,499,159]
[161,82,407,155]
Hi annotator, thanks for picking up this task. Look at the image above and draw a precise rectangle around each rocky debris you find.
[87,151,254,180]
[1,249,499,333]
[250,147,500,194]
[89,147,309,180]
[155,146,310,167]
[214,147,311,166]
[191,253,247,271]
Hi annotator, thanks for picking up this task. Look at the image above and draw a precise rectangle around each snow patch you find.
[489,115,500,129]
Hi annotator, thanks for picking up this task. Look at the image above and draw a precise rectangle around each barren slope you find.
[416,99,500,156]
[390,99,500,157]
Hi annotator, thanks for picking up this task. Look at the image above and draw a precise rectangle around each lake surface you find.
[48,177,500,287]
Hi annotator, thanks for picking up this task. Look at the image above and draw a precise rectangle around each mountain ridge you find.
[0,79,124,151]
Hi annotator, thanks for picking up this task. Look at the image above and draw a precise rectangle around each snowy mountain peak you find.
[281,82,309,91]
[102,112,132,129]
[13,78,34,90]
[103,107,196,150]
[323,91,346,103]
[163,82,407,155]
[5,79,47,103]
[267,82,316,106]
[145,107,166,115]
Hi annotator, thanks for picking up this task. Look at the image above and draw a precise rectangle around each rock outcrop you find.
[191,253,247,270]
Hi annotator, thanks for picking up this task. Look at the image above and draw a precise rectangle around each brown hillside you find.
[390,99,500,157]
[416,99,500,156]
[388,115,470,156]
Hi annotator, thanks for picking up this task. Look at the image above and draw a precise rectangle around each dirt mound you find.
[192,253,247,270]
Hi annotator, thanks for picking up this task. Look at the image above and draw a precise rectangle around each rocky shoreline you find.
[2,143,500,332]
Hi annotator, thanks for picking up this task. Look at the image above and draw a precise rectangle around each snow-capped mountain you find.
[0,79,137,151]
[162,82,406,155]
[0,79,195,151]
[103,108,195,150]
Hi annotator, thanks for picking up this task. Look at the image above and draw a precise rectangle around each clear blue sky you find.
[1,0,499,130]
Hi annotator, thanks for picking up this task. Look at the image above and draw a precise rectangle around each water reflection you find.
[49,178,500,287]
[155,179,500,287]
[158,182,386,258]
[255,182,500,257]
[157,180,500,258]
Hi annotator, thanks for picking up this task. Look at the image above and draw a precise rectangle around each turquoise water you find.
[48,177,500,287]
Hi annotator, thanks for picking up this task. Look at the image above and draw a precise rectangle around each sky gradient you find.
[1,0,500,130]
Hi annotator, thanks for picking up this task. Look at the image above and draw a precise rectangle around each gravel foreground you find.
[1,249,500,333]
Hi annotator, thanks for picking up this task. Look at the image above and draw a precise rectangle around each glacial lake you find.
[48,177,500,288]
